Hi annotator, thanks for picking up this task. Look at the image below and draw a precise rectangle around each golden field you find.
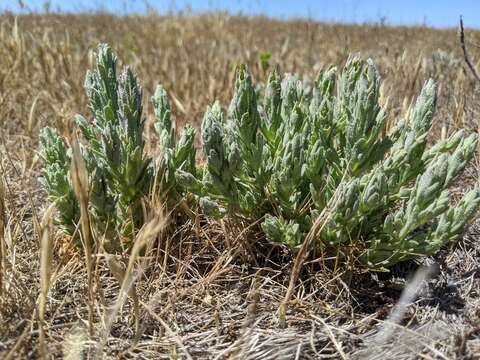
[1,12,480,359]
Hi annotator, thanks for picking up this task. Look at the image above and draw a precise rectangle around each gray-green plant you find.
[194,58,480,269]
[39,127,79,235]
[40,43,480,269]
[39,44,196,247]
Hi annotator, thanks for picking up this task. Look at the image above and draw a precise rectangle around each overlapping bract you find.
[39,127,79,234]
[39,44,480,268]
[40,44,195,245]
[196,58,480,268]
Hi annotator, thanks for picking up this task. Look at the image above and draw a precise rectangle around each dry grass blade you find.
[0,175,5,295]
[70,139,95,336]
[311,315,348,360]
[278,176,348,328]
[37,204,55,359]
[27,93,42,137]
[373,264,439,344]
[97,215,167,356]
[104,253,140,335]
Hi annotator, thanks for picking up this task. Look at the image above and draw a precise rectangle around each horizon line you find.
[0,8,474,31]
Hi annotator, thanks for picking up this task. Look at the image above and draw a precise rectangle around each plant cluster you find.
[40,44,195,248]
[40,44,480,268]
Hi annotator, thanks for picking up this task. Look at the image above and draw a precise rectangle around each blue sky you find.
[2,0,480,28]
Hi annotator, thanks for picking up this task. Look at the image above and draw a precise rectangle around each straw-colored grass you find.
[1,12,480,358]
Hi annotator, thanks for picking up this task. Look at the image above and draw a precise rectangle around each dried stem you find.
[459,16,480,83]
[0,176,5,296]
[70,140,95,337]
[37,205,55,359]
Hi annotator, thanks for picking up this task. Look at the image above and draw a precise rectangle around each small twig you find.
[459,16,480,83]
[314,315,348,360]
[4,325,31,360]
[140,300,194,360]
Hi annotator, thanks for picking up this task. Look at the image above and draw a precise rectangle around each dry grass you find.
[1,12,480,359]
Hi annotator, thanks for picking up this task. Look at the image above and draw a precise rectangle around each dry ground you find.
[1,13,480,359]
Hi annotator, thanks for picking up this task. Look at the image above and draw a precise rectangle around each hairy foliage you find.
[195,58,480,269]
[40,44,480,268]
[39,127,79,234]
[40,44,195,247]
